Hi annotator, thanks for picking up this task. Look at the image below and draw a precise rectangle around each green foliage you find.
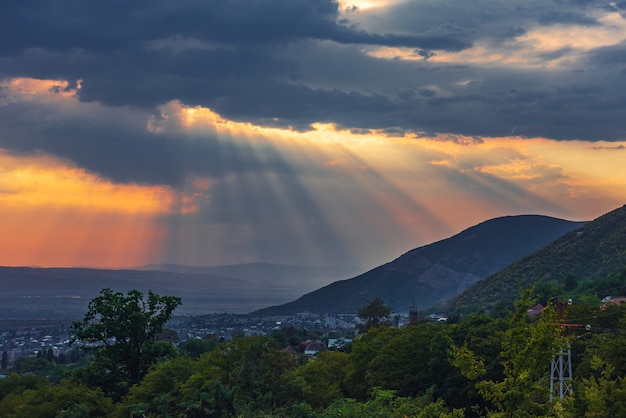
[345,322,467,405]
[580,269,626,300]
[450,206,626,315]
[0,378,113,418]
[563,274,578,292]
[366,323,460,400]
[219,336,304,414]
[296,351,350,408]
[179,337,220,358]
[454,289,568,417]
[0,373,49,399]
[123,356,197,414]
[8,284,626,416]
[46,347,55,363]
[571,356,626,417]
[534,279,563,303]
[568,304,626,416]
[176,381,235,418]
[269,326,322,352]
[452,314,507,382]
[120,335,305,416]
[357,298,392,333]
[71,288,181,399]
[13,356,55,376]
[451,316,509,411]
[344,326,399,400]
[324,388,463,418]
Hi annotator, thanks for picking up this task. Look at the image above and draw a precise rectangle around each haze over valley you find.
[0,209,598,319]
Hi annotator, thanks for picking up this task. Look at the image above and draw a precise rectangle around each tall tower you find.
[550,299,573,400]
[409,301,418,324]
[550,348,573,400]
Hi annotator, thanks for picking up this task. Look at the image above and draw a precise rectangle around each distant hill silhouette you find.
[441,204,626,315]
[253,215,585,316]
[138,262,362,289]
[0,263,361,319]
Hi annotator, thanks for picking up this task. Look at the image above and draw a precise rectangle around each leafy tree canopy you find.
[357,297,392,333]
[71,288,181,398]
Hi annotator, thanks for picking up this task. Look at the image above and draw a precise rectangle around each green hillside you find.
[254,215,584,315]
[444,204,626,315]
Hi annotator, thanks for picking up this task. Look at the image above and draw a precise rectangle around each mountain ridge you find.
[137,262,363,286]
[441,204,626,315]
[253,214,585,316]
[0,263,360,318]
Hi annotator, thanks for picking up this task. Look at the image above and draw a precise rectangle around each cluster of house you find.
[527,295,626,319]
[0,326,73,368]
[1,306,455,369]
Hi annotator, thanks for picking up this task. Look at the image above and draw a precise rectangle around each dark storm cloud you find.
[0,0,467,54]
[1,0,626,193]
[0,0,471,144]
[0,99,293,187]
[588,42,626,64]
[368,0,603,43]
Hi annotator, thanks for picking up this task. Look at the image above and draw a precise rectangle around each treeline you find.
[1,289,626,416]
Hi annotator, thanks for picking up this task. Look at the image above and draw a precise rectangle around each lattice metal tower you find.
[549,299,573,400]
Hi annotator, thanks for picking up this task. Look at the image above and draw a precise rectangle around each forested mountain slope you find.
[255,214,584,315]
[443,204,626,315]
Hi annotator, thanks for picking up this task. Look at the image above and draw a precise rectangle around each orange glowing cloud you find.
[166,102,626,220]
[146,101,626,239]
[0,150,180,267]
[364,10,626,70]
[0,78,81,104]
[3,77,626,268]
[517,12,626,53]
[0,151,175,214]
[337,0,399,11]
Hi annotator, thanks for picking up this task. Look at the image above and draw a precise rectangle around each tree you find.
[46,347,55,363]
[453,289,568,417]
[296,350,350,408]
[0,378,114,417]
[71,288,181,398]
[357,297,391,333]
[367,323,460,400]
[220,336,304,413]
[1,351,7,370]
[574,356,626,417]
[344,326,400,399]
[123,356,198,416]
[173,335,305,415]
[179,337,220,359]
[324,388,464,418]
[13,357,55,376]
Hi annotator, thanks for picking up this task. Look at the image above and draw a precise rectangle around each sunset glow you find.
[0,150,179,267]
[2,0,626,269]
[2,90,625,268]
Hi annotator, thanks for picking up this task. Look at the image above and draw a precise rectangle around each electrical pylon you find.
[550,346,573,400]
[549,298,573,401]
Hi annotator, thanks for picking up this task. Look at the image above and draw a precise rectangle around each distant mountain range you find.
[9,206,623,320]
[441,204,626,315]
[253,215,585,316]
[137,263,362,288]
[0,263,362,319]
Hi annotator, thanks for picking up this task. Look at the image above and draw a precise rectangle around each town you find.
[0,306,450,374]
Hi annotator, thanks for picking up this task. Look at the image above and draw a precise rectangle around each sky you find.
[1,0,626,270]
